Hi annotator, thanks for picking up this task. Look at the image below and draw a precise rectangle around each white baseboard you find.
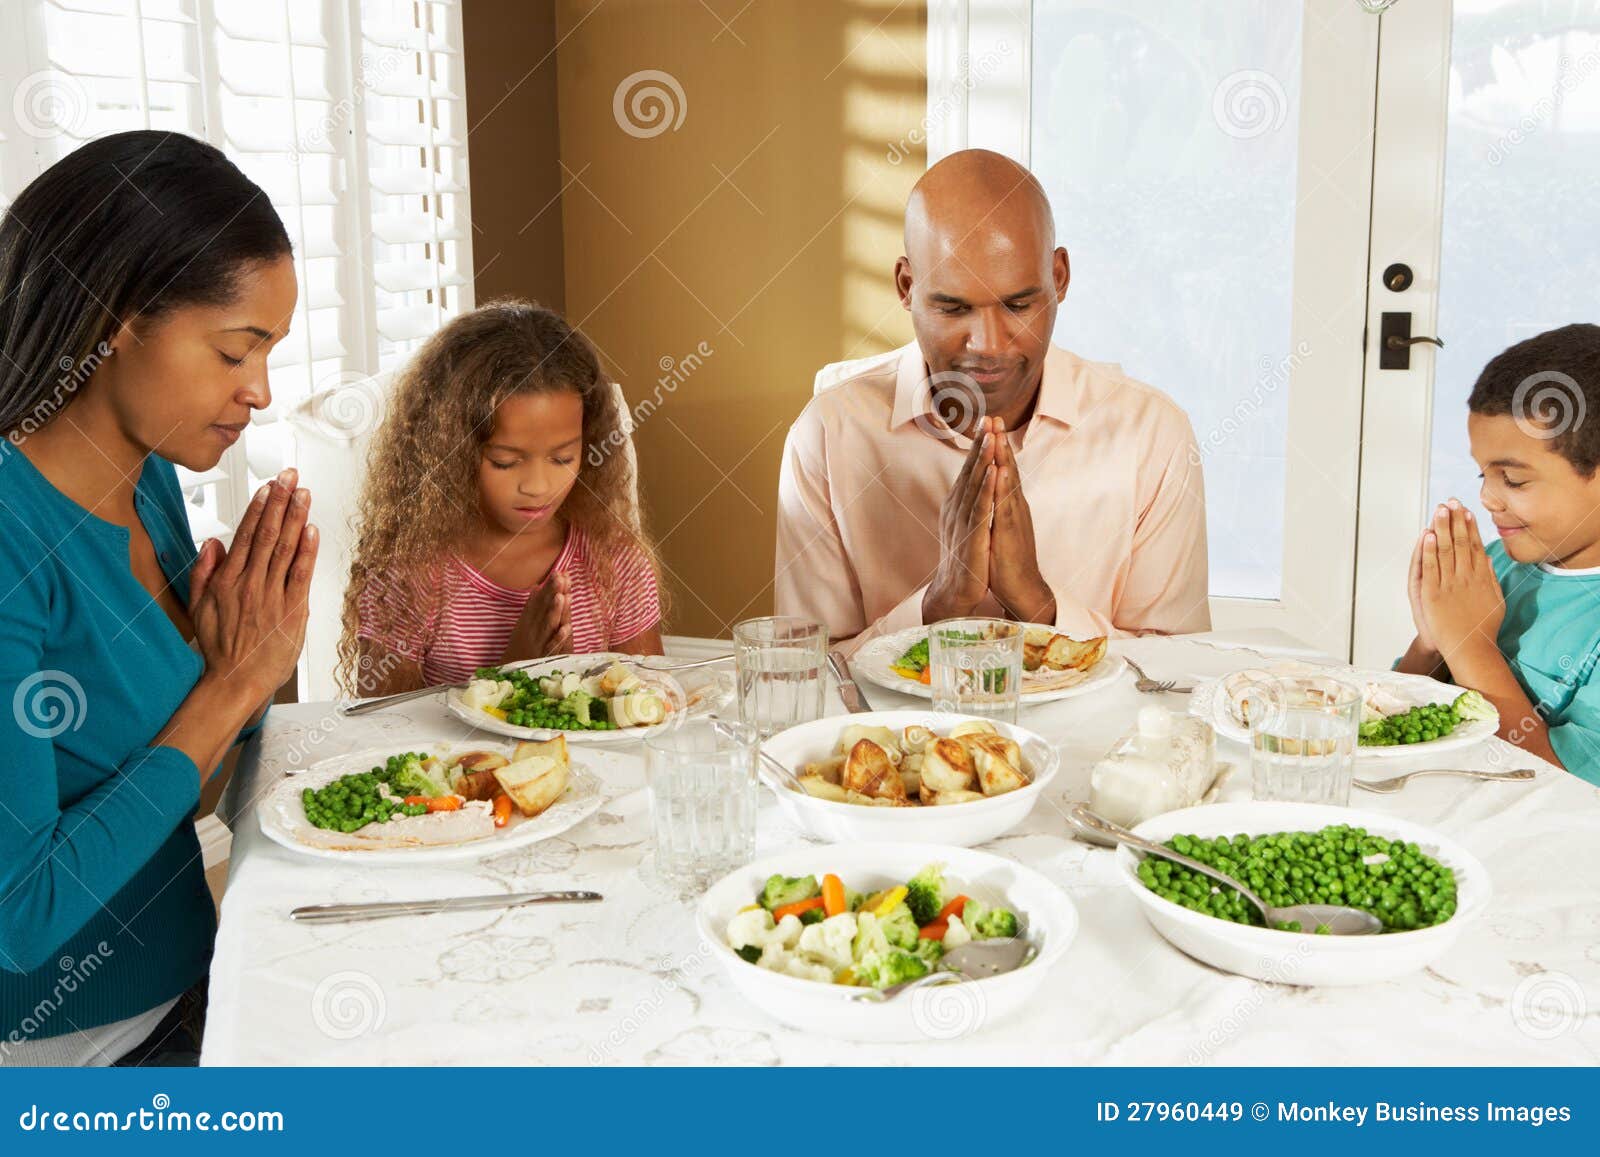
[196,814,233,871]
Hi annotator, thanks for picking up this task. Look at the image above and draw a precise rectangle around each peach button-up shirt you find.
[774,342,1211,654]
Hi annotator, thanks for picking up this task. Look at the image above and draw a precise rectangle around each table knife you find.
[289,889,602,924]
[827,649,874,713]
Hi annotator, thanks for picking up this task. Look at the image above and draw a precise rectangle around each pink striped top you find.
[356,524,661,686]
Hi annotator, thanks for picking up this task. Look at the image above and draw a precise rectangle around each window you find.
[0,0,475,695]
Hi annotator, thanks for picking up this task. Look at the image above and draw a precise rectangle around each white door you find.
[931,1,1384,658]
[1353,0,1600,666]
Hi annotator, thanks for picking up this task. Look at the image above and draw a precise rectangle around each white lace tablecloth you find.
[203,632,1600,1065]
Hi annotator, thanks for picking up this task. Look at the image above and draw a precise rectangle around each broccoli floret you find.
[559,689,595,725]
[856,948,930,990]
[798,905,827,926]
[759,873,820,913]
[1453,689,1495,722]
[895,637,930,674]
[913,937,944,966]
[878,903,920,949]
[385,753,448,798]
[966,902,1019,940]
[734,944,762,964]
[844,887,865,912]
[905,862,945,925]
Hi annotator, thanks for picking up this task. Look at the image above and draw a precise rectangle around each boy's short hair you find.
[1468,323,1600,475]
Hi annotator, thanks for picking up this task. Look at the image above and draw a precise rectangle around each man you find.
[774,149,1210,653]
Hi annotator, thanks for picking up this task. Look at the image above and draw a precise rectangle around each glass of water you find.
[929,618,1024,723]
[733,616,826,739]
[1247,672,1364,805]
[644,719,758,897]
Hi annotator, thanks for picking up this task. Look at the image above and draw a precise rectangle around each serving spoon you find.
[852,938,1037,1002]
[1066,804,1382,936]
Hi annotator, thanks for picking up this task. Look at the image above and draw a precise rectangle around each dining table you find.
[201,629,1600,1065]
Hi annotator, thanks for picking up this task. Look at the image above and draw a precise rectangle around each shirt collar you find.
[890,342,1082,440]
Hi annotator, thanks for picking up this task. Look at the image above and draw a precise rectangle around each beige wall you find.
[465,0,928,637]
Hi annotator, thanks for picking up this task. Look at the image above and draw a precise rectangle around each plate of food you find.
[1190,663,1499,759]
[758,710,1059,846]
[446,656,688,744]
[853,623,1124,704]
[696,842,1077,1041]
[1116,801,1490,985]
[258,738,602,863]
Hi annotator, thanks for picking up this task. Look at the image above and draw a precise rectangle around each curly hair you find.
[336,299,657,694]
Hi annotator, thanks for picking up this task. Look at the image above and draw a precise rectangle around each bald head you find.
[904,149,1056,264]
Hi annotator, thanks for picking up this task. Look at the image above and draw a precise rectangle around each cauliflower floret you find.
[461,678,513,711]
[726,907,776,951]
[755,942,832,982]
[942,913,972,949]
[770,913,804,950]
[796,912,858,972]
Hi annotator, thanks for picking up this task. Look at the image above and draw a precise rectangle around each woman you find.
[0,131,315,1065]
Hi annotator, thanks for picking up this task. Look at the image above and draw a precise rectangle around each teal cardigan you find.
[0,445,251,1041]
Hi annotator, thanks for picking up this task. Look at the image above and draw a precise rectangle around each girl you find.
[0,132,315,1064]
[340,301,664,696]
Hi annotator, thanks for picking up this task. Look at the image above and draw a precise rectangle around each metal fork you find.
[1124,656,1194,695]
[1354,767,1535,794]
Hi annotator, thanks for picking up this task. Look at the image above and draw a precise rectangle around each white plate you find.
[853,624,1126,705]
[696,841,1078,1042]
[759,710,1059,847]
[257,740,603,864]
[445,654,690,745]
[1116,801,1490,986]
[1189,666,1499,760]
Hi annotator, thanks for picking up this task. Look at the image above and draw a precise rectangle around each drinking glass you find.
[1246,672,1363,805]
[644,719,758,897]
[929,618,1024,723]
[733,616,826,738]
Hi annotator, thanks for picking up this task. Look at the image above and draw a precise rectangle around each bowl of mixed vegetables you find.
[697,842,1077,1041]
[1115,801,1490,986]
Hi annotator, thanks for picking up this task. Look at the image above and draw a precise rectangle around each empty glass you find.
[644,719,758,897]
[733,616,826,739]
[929,618,1024,723]
[1246,672,1363,805]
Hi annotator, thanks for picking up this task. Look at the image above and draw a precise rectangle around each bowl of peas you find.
[1115,801,1490,986]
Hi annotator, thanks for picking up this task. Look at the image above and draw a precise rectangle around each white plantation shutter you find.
[0,0,476,698]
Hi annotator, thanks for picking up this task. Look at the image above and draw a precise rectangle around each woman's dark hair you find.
[0,130,291,437]
[1469,323,1600,476]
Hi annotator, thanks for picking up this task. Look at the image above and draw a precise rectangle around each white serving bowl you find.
[758,710,1059,847]
[1116,801,1490,986]
[696,841,1078,1042]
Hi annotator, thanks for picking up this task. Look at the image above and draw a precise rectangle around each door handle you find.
[1378,311,1443,370]
[1386,334,1444,349]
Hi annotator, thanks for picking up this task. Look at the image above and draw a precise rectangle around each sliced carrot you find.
[772,896,826,922]
[821,873,846,917]
[492,792,513,828]
[918,667,932,685]
[919,921,948,940]
[403,795,463,813]
[937,895,969,921]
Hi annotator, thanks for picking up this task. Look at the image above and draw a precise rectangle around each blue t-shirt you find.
[1488,539,1600,784]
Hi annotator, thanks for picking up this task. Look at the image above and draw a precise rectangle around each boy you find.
[1397,323,1600,782]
